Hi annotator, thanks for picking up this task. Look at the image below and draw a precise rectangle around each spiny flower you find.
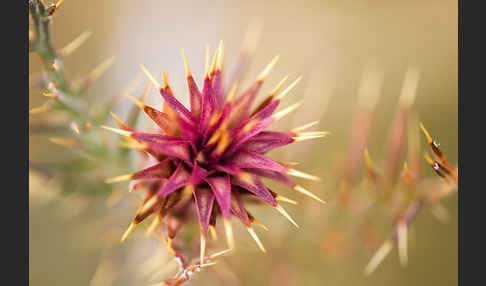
[103,41,326,267]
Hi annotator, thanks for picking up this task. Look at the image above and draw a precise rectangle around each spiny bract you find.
[103,41,327,265]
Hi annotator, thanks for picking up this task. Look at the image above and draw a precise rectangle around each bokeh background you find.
[29,0,457,285]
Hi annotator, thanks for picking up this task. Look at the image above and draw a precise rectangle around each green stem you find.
[30,0,73,95]
[29,0,88,122]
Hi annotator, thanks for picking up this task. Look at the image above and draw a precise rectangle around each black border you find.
[4,0,28,284]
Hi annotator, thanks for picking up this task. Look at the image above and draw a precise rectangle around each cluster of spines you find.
[102,42,327,266]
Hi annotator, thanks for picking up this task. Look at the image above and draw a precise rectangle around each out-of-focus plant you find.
[318,65,458,275]
[29,0,140,196]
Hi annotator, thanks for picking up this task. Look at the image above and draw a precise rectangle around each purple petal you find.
[243,131,294,153]
[158,163,190,197]
[142,106,172,134]
[212,163,242,176]
[246,168,296,188]
[199,77,217,131]
[190,162,210,185]
[224,116,275,156]
[231,81,263,124]
[131,132,188,144]
[229,149,288,174]
[211,70,224,108]
[159,88,196,124]
[131,159,172,180]
[187,75,202,118]
[206,175,232,218]
[147,141,191,162]
[230,190,251,227]
[231,174,277,206]
[193,187,215,235]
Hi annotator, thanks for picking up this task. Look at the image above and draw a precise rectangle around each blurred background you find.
[29,0,457,285]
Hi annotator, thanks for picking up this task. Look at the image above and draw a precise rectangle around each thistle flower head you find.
[104,41,325,266]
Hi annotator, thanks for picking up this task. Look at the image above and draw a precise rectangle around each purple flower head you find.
[103,41,327,266]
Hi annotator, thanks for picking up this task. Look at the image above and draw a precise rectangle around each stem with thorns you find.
[29,0,130,196]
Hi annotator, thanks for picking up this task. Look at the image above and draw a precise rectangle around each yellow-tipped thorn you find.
[282,161,300,167]
[223,219,235,249]
[204,44,210,78]
[86,56,115,83]
[105,174,133,184]
[140,195,159,214]
[100,125,132,137]
[419,122,433,144]
[257,55,280,81]
[247,227,266,253]
[181,48,192,78]
[291,121,320,133]
[209,248,233,259]
[272,101,302,121]
[293,132,330,142]
[49,137,78,149]
[297,131,330,137]
[216,40,224,71]
[293,135,328,142]
[364,240,394,276]
[121,221,136,243]
[162,71,170,89]
[287,168,321,181]
[146,214,161,235]
[275,76,302,100]
[200,261,218,268]
[275,194,298,205]
[209,225,218,240]
[200,235,206,265]
[29,105,51,114]
[225,82,239,103]
[55,0,65,10]
[275,204,299,228]
[125,93,146,110]
[397,221,408,267]
[424,152,434,165]
[119,141,147,150]
[269,76,289,97]
[252,219,269,231]
[140,64,163,90]
[60,30,92,57]
[209,45,219,77]
[293,185,326,204]
[109,112,130,130]
[167,238,175,255]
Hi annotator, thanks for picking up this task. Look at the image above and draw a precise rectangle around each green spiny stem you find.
[30,0,73,97]
[29,0,90,123]
[29,0,135,194]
